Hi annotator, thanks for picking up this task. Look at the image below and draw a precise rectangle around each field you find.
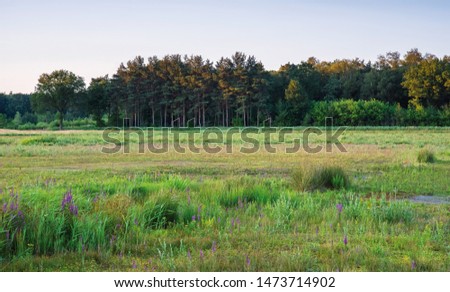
[0,128,449,271]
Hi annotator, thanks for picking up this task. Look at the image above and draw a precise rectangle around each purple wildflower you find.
[192,215,196,221]
[187,250,191,260]
[336,203,343,213]
[62,190,78,216]
[217,217,221,224]
[2,202,7,213]
[61,191,73,210]
[246,255,250,267]
[132,261,137,269]
[69,204,78,216]
[9,202,17,211]
[343,235,348,246]
[411,260,416,270]
[134,218,139,225]
[200,249,204,259]
[212,241,217,253]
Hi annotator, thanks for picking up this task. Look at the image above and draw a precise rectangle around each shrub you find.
[0,114,7,128]
[292,165,350,191]
[309,100,450,126]
[417,149,436,163]
[18,122,38,130]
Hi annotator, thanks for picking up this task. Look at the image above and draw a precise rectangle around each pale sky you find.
[1,0,449,93]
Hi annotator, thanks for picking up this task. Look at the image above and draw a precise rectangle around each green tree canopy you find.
[32,70,85,129]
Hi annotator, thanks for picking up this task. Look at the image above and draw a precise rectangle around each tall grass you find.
[417,149,436,163]
[292,165,350,191]
[0,129,449,271]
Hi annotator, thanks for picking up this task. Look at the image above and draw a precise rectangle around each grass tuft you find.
[292,164,350,191]
[417,149,436,163]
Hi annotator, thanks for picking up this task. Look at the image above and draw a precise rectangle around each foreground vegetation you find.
[0,128,449,271]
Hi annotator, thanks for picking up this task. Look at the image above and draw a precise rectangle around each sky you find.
[0,0,449,93]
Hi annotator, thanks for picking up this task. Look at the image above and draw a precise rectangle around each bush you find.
[292,164,350,191]
[36,122,49,129]
[310,100,450,126]
[417,149,436,163]
[18,122,38,130]
[0,114,7,128]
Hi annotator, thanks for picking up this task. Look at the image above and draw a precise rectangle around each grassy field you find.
[0,128,449,271]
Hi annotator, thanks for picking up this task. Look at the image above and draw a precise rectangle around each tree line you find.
[1,49,449,129]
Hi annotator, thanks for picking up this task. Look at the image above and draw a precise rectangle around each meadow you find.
[0,128,449,271]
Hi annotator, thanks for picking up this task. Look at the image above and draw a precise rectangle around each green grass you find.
[417,148,436,163]
[0,128,449,271]
[292,164,350,191]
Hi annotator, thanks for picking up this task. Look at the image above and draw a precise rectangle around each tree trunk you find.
[222,105,225,127]
[151,106,155,126]
[243,103,246,127]
[183,102,186,127]
[164,105,167,127]
[225,100,229,127]
[202,102,205,126]
[257,108,260,126]
[59,112,64,130]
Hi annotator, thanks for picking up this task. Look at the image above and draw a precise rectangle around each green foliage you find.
[141,196,179,228]
[310,99,450,126]
[32,70,85,130]
[417,149,436,163]
[218,184,279,207]
[86,76,109,127]
[0,114,8,128]
[2,50,450,129]
[292,165,350,191]
[0,123,449,272]
[21,136,58,146]
[373,201,414,224]
[12,112,22,128]
[402,56,450,108]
